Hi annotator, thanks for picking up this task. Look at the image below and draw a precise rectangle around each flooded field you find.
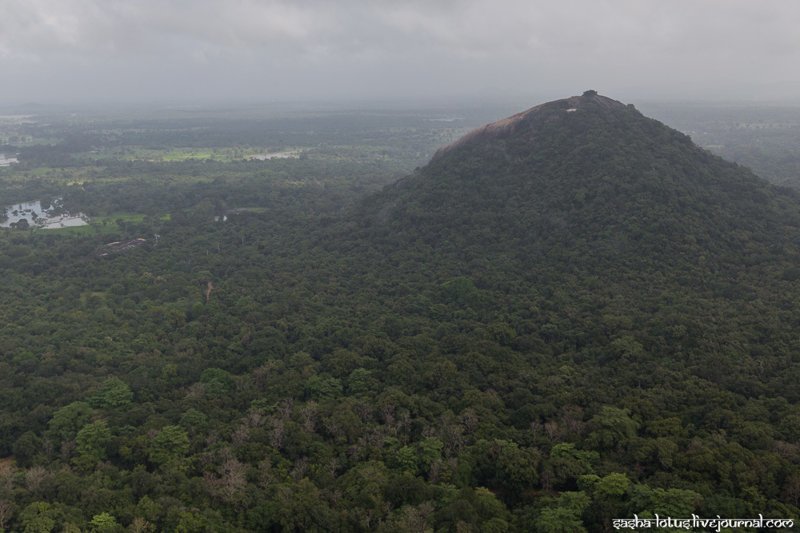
[0,153,18,166]
[0,198,88,229]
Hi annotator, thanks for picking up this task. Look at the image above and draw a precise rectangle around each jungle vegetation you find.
[0,95,799,532]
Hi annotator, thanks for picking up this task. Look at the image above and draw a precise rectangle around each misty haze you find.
[1,2,799,532]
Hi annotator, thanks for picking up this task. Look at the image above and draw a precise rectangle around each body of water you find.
[0,154,18,167]
[0,199,88,229]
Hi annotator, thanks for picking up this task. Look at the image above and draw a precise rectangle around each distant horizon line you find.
[4,93,800,114]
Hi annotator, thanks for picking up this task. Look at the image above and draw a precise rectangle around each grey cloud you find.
[1,0,799,104]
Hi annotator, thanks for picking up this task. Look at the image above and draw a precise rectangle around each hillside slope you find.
[360,91,800,282]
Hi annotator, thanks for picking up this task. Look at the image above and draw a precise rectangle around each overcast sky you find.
[2,0,800,105]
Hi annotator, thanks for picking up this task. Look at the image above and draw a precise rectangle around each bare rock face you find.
[431,91,626,161]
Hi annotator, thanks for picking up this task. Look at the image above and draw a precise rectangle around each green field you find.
[36,213,171,235]
[77,146,302,163]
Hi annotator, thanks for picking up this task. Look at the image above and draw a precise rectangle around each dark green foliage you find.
[0,96,799,530]
[88,378,133,409]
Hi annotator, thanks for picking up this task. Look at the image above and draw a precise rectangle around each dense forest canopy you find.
[0,96,799,531]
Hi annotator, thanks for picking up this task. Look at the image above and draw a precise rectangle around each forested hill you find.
[311,91,800,527]
[358,90,800,280]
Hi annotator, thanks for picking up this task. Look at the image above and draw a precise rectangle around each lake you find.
[0,154,18,167]
[0,199,89,229]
